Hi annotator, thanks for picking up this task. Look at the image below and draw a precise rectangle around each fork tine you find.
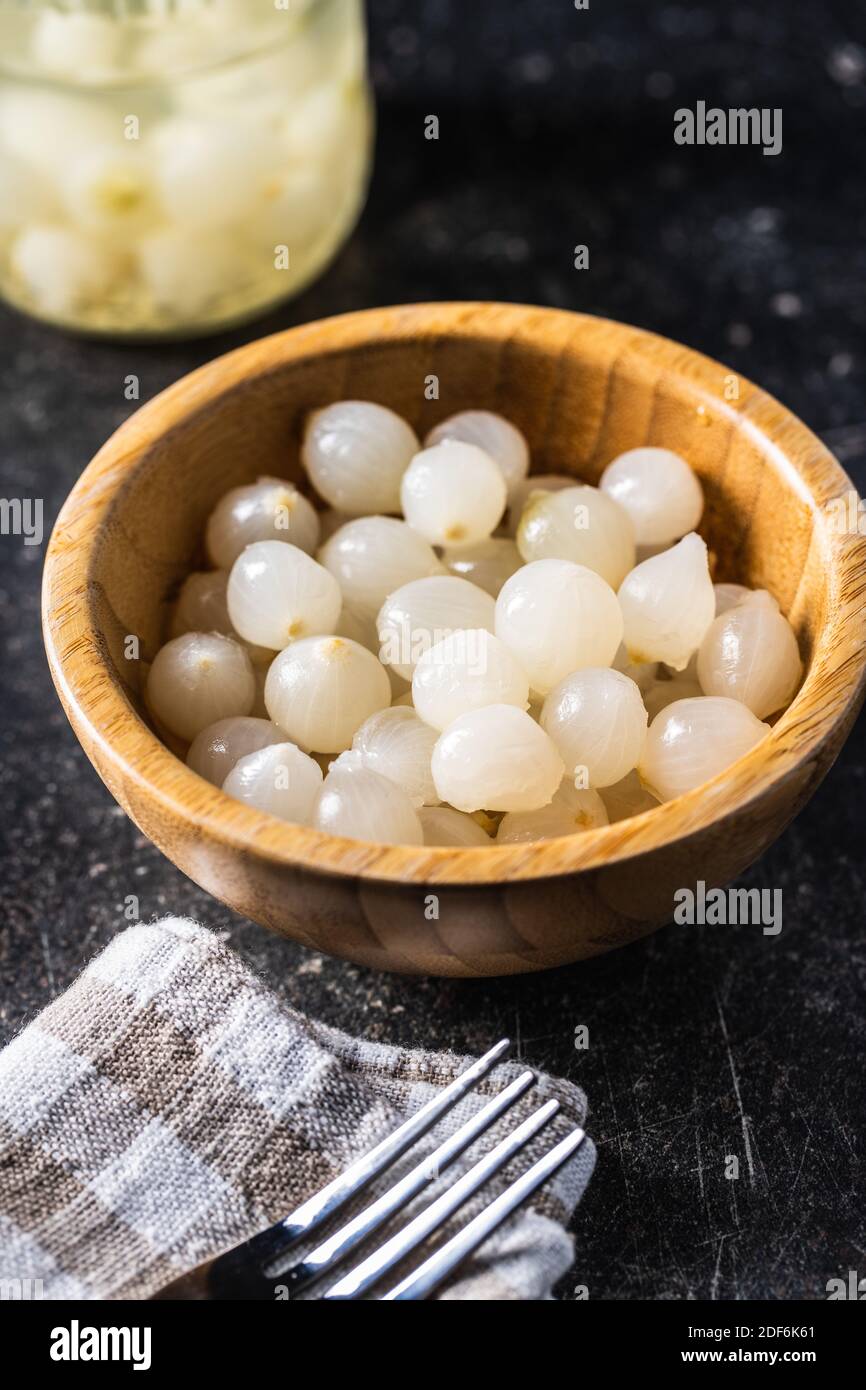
[282,1036,512,1234]
[321,1097,560,1300]
[381,1126,586,1301]
[275,1068,537,1289]
[262,1036,511,1253]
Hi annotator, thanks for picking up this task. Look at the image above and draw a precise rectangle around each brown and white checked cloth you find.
[0,917,595,1300]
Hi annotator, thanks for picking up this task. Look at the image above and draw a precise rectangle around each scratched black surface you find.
[1,0,864,1301]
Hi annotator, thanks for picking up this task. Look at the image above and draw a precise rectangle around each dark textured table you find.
[1,0,864,1300]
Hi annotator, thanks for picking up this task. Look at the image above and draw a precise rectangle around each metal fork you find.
[153,1038,585,1301]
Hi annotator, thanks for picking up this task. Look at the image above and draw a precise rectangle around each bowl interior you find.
[98,316,826,711]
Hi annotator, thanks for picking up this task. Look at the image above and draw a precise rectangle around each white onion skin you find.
[319,515,442,618]
[697,591,802,718]
[666,579,750,684]
[318,508,351,543]
[31,12,122,77]
[227,540,342,651]
[431,704,564,813]
[418,805,492,846]
[643,677,703,723]
[335,602,409,699]
[186,715,284,786]
[639,696,770,802]
[387,668,412,702]
[600,447,703,546]
[497,780,609,843]
[302,400,419,514]
[442,536,522,597]
[314,761,423,845]
[612,641,657,693]
[517,484,636,589]
[151,114,281,230]
[222,742,323,824]
[617,532,715,671]
[540,667,647,788]
[506,473,575,536]
[0,89,116,180]
[351,706,439,805]
[335,601,381,651]
[400,442,507,548]
[377,575,496,679]
[170,569,275,666]
[495,559,623,696]
[413,628,529,732]
[0,152,51,235]
[599,769,660,823]
[146,632,255,741]
[10,223,119,317]
[171,570,233,639]
[137,225,247,320]
[265,635,391,753]
[714,582,752,616]
[205,477,320,569]
[425,410,529,500]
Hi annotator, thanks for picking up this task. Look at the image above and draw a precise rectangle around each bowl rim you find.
[42,301,866,887]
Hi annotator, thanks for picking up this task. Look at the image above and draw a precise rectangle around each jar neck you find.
[0,0,321,88]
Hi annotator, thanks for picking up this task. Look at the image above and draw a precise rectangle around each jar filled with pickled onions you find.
[0,0,373,336]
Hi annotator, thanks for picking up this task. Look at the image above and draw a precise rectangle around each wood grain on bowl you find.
[41,303,866,976]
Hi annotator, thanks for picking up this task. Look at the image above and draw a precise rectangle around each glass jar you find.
[0,0,373,337]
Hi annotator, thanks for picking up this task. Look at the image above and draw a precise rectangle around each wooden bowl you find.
[42,303,866,976]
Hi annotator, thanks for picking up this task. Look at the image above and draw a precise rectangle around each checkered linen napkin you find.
[0,917,595,1300]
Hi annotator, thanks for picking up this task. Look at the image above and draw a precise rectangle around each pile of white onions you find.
[145,402,803,846]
